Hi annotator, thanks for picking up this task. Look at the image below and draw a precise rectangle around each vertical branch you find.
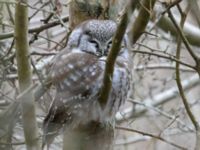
[14,1,40,149]
[174,4,200,150]
[167,7,200,67]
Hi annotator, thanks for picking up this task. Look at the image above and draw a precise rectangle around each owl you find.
[43,19,131,149]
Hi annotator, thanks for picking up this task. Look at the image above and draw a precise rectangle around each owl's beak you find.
[101,48,109,56]
[98,46,109,56]
[101,49,106,56]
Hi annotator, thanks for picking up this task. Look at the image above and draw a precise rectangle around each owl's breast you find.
[106,63,130,117]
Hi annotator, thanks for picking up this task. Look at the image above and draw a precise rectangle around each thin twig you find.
[128,99,194,132]
[29,1,50,20]
[116,126,187,150]
[132,49,195,69]
[116,74,200,122]
[161,0,182,15]
[0,16,69,40]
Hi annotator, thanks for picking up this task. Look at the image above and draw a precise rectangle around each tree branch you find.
[166,6,200,65]
[174,4,200,150]
[116,126,187,150]
[132,49,195,69]
[116,74,200,122]
[0,16,69,40]
[98,5,129,108]
[128,0,157,44]
[14,2,40,149]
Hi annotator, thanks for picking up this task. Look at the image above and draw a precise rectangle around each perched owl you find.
[43,19,131,149]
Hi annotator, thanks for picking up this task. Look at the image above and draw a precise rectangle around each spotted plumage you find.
[43,20,131,149]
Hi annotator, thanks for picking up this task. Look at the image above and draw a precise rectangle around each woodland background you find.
[0,0,200,150]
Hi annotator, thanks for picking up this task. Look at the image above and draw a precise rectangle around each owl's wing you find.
[47,50,105,121]
[43,50,104,147]
[50,51,103,95]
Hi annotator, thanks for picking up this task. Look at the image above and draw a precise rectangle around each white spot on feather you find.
[68,64,74,69]
[91,71,96,76]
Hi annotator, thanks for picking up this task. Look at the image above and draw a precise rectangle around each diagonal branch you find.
[98,5,129,108]
[167,8,200,65]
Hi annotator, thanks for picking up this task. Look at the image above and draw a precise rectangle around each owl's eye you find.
[89,40,97,44]
[89,40,99,49]
[108,40,112,45]
[107,40,113,50]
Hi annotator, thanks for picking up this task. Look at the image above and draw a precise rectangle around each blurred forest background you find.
[0,0,200,150]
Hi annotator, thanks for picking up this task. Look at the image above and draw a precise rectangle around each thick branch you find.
[98,7,129,108]
[14,1,40,149]
[129,0,157,44]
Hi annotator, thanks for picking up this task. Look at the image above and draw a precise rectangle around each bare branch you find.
[116,126,187,150]
[116,74,200,122]
[175,4,200,150]
[132,49,196,69]
[128,0,157,44]
[0,16,69,40]
[98,4,129,108]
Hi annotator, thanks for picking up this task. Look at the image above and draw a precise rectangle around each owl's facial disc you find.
[88,37,113,57]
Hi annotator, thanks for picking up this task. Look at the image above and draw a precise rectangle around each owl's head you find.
[67,20,129,58]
